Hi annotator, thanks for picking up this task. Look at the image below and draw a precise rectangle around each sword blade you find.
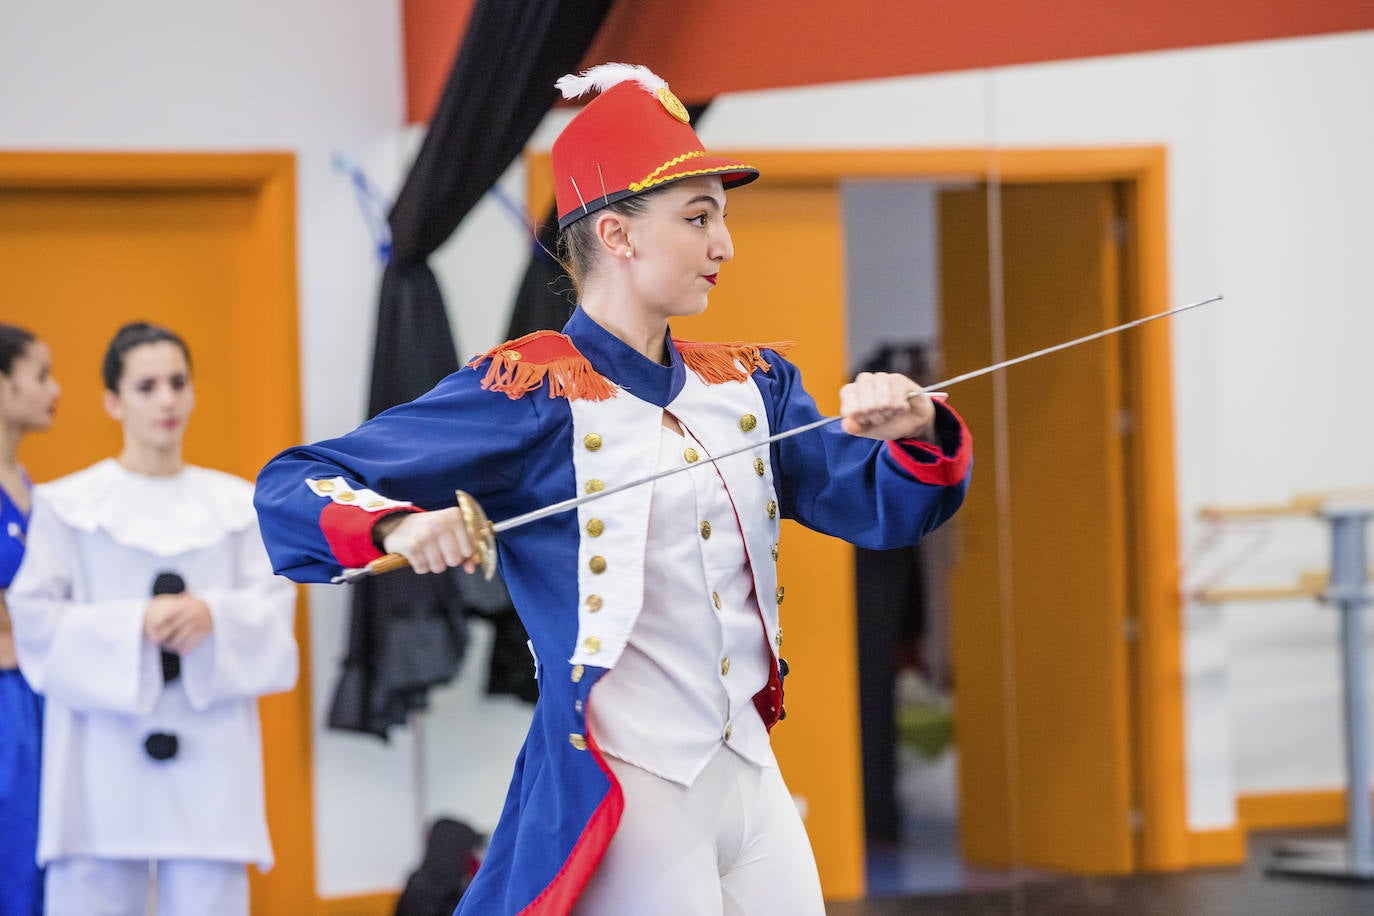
[494,294,1221,532]
[928,294,1220,391]
[335,294,1220,582]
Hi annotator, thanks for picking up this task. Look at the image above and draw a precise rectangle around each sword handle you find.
[331,490,497,584]
[333,552,412,584]
[457,490,498,581]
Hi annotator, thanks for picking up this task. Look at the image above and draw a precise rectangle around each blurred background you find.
[3,2,1373,912]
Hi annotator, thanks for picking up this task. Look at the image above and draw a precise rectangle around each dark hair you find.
[0,324,37,376]
[557,191,658,294]
[102,322,192,392]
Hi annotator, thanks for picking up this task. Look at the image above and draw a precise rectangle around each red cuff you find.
[886,402,972,487]
[320,502,421,568]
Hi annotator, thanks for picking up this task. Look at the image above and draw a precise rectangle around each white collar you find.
[38,458,257,556]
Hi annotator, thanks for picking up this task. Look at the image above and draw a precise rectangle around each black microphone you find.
[153,572,185,684]
[146,572,186,762]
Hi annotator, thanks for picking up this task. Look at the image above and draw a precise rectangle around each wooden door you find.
[674,182,867,900]
[0,154,316,913]
[940,182,1137,872]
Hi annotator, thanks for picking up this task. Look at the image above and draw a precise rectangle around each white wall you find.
[841,181,941,372]
[0,1,428,897]
[525,30,1374,834]
[744,31,1374,830]
[9,5,1371,893]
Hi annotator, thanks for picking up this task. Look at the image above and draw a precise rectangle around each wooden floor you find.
[828,831,1374,915]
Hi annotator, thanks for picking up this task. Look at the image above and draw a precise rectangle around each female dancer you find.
[0,323,59,916]
[254,65,971,915]
[10,322,298,916]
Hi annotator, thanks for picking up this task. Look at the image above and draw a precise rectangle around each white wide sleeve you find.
[180,522,299,709]
[8,499,163,715]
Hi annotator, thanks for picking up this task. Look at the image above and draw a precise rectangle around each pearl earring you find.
[625,248,633,259]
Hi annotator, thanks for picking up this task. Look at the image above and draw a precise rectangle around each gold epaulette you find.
[674,339,796,385]
[468,331,617,401]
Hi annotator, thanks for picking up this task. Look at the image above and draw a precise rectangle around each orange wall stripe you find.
[1238,790,1363,830]
[319,891,402,916]
[1186,827,1247,867]
[405,0,1374,123]
[401,0,476,123]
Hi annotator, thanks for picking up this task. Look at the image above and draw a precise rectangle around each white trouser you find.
[45,857,248,916]
[573,745,825,915]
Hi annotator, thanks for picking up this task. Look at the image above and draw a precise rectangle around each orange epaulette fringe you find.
[468,331,618,401]
[674,339,796,385]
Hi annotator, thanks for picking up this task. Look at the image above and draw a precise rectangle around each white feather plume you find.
[556,63,667,100]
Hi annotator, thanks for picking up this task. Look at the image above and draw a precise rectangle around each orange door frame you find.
[530,145,1198,872]
[0,151,317,912]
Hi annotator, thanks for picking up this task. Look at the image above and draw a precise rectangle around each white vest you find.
[567,368,783,672]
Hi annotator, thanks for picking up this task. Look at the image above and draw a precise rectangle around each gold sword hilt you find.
[332,490,497,584]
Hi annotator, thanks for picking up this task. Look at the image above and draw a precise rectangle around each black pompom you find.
[144,732,179,761]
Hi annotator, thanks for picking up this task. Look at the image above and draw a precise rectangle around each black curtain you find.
[329,0,615,739]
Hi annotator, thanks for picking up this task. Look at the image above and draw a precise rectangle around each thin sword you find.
[335,294,1220,583]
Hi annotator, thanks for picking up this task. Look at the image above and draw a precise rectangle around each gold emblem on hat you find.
[657,86,690,123]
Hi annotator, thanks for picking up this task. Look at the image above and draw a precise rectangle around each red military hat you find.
[551,63,759,228]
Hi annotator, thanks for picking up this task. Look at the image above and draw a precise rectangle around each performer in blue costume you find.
[0,323,59,916]
[254,64,973,915]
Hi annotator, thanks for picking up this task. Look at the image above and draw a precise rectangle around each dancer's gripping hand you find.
[376,509,479,575]
[839,371,936,442]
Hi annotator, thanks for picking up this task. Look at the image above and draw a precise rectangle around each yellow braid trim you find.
[630,150,706,192]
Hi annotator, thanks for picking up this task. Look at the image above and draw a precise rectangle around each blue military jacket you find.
[253,308,971,915]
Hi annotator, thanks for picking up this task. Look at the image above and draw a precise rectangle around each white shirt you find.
[8,460,298,868]
[590,424,774,786]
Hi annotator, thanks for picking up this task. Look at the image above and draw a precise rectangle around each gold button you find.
[366,499,386,510]
[766,500,777,520]
[583,636,601,654]
[775,629,783,648]
[754,457,766,477]
[771,543,779,561]
[721,657,731,676]
[502,350,522,362]
[684,447,700,463]
[336,490,356,502]
[571,664,585,683]
[315,480,336,493]
[569,733,587,751]
[585,479,605,494]
[585,594,604,612]
[575,699,583,713]
[586,518,605,537]
[700,521,711,540]
[589,556,607,574]
[740,414,757,433]
[776,586,785,605]
[712,591,721,610]
[724,725,733,741]
[583,433,602,451]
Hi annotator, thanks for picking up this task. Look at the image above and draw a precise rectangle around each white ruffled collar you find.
[38,458,258,557]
